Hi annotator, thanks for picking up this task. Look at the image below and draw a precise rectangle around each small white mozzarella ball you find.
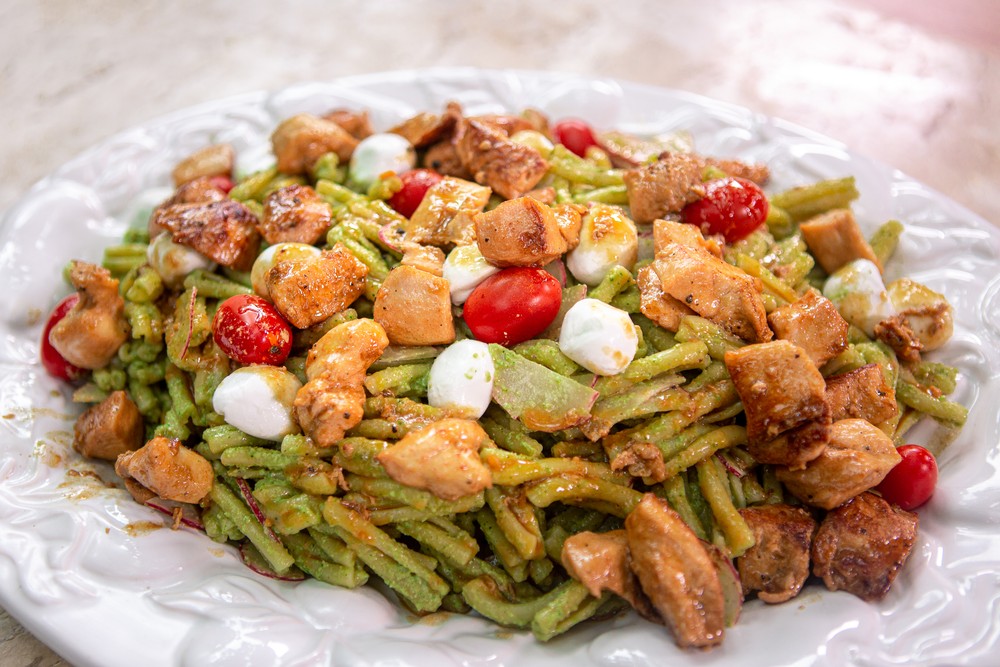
[349,133,416,189]
[147,233,215,289]
[212,365,303,441]
[250,242,322,298]
[566,204,638,286]
[443,244,501,305]
[886,278,954,351]
[823,259,896,337]
[509,130,554,158]
[559,298,638,375]
[427,340,495,419]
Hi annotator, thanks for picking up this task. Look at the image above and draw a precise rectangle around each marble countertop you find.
[1,1,997,664]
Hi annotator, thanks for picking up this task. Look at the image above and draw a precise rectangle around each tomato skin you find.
[213,294,293,366]
[681,176,769,243]
[876,444,938,511]
[40,294,86,382]
[463,267,562,346]
[553,119,598,158]
[388,168,443,218]
[209,175,235,194]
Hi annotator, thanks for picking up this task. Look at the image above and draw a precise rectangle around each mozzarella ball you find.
[212,365,303,441]
[349,133,416,189]
[559,298,638,375]
[443,244,501,305]
[147,232,215,288]
[823,259,896,337]
[887,278,954,351]
[250,242,322,298]
[566,204,638,286]
[427,340,495,419]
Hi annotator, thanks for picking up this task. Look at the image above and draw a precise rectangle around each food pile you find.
[41,101,968,648]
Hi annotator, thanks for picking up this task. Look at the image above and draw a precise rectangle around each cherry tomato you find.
[553,119,598,158]
[213,294,292,365]
[681,176,769,244]
[40,294,86,382]
[876,444,938,511]
[463,267,562,346]
[209,175,235,194]
[388,168,443,218]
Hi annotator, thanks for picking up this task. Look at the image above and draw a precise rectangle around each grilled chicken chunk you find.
[406,176,490,246]
[653,243,771,343]
[271,113,359,175]
[389,110,457,148]
[294,319,390,446]
[825,363,898,425]
[561,529,658,620]
[777,419,901,509]
[377,418,492,500]
[171,143,234,187]
[48,261,128,369]
[874,315,923,363]
[423,140,471,179]
[767,290,850,367]
[399,242,445,276]
[373,265,455,346]
[704,158,770,185]
[73,390,144,461]
[799,208,882,275]
[153,200,261,271]
[474,196,568,267]
[259,184,333,245]
[115,436,213,504]
[454,118,549,200]
[812,491,918,601]
[149,176,230,238]
[637,264,697,332]
[265,244,368,329]
[624,153,705,224]
[322,108,374,140]
[551,203,585,251]
[737,504,816,604]
[625,494,726,649]
[652,218,723,258]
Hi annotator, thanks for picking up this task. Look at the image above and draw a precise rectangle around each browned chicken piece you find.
[322,108,374,140]
[777,419,902,509]
[265,244,368,329]
[653,243,771,343]
[48,261,128,370]
[520,108,551,136]
[551,202,585,251]
[812,491,918,602]
[652,218,723,258]
[623,153,705,224]
[171,143,234,187]
[874,315,923,363]
[725,340,830,467]
[373,265,455,346]
[73,391,144,461]
[474,196,568,267]
[454,117,549,200]
[472,113,535,137]
[389,111,457,148]
[295,319,389,446]
[115,436,213,504]
[767,290,850,367]
[271,113,359,175]
[737,504,816,604]
[376,418,492,500]
[153,200,261,271]
[606,441,667,482]
[637,265,696,332]
[399,242,445,276]
[525,186,557,206]
[704,158,770,185]
[799,209,882,275]
[423,140,471,179]
[259,184,333,245]
[561,530,658,621]
[406,176,491,246]
[825,363,898,425]
[625,494,726,649]
[149,176,230,238]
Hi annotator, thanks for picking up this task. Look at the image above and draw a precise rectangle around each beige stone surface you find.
[1,0,997,663]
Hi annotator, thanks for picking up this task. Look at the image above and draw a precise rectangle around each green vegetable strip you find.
[662,425,748,480]
[896,381,968,425]
[209,482,295,573]
[769,176,860,222]
[696,455,755,556]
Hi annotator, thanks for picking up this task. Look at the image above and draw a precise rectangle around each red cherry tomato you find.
[463,267,562,346]
[209,175,235,194]
[388,169,443,218]
[553,119,598,158]
[213,294,293,365]
[681,176,769,243]
[40,294,86,382]
[876,444,938,511]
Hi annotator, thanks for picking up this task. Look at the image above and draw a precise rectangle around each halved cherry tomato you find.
[875,444,938,511]
[463,267,562,346]
[40,294,85,382]
[209,175,235,194]
[388,168,443,218]
[681,176,769,243]
[553,119,598,158]
[213,294,292,365]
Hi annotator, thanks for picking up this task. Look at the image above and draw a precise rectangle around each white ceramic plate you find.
[1,69,999,667]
